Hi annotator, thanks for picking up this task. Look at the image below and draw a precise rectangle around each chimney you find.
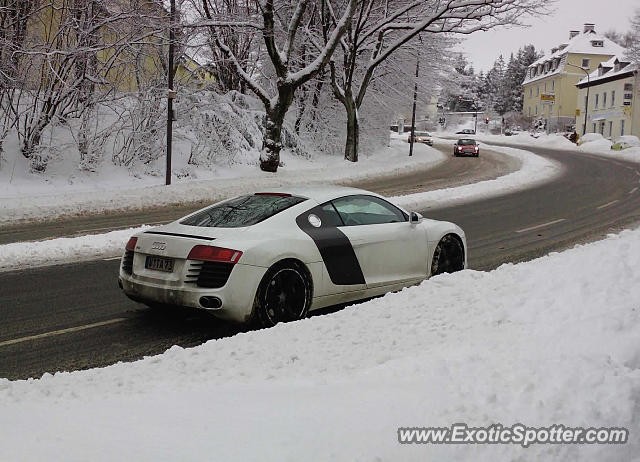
[569,30,580,39]
[583,23,595,34]
[558,43,568,51]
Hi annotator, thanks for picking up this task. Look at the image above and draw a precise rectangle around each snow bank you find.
[0,226,150,271]
[1,227,639,461]
[0,140,444,225]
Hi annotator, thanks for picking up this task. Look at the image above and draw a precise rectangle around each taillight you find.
[187,245,242,263]
[125,237,138,251]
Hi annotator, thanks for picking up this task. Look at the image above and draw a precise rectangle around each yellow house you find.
[576,57,639,138]
[522,24,624,132]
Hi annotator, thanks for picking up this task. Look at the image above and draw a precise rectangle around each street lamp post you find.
[566,63,590,135]
[166,0,176,186]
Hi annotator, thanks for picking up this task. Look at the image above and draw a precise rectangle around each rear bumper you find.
[119,262,268,323]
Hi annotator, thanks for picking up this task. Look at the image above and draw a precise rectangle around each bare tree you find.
[626,9,640,64]
[8,0,168,171]
[325,0,546,162]
[199,0,357,172]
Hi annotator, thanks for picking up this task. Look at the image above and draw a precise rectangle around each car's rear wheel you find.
[254,261,312,327]
[431,234,465,276]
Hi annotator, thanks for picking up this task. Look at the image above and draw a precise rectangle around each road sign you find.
[575,109,581,116]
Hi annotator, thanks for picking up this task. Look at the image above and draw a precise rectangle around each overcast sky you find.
[459,0,638,72]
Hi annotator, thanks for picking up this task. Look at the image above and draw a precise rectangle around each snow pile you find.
[0,226,150,271]
[577,133,613,151]
[1,228,639,461]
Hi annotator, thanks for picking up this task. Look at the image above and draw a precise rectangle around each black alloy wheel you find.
[255,261,311,327]
[431,234,465,276]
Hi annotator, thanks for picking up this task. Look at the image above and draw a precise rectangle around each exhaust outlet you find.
[199,296,222,310]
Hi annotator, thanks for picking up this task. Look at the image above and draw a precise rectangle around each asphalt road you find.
[2,142,640,380]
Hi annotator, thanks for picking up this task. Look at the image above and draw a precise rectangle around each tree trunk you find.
[344,96,359,162]
[260,85,295,172]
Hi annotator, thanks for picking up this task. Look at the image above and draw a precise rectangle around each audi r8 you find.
[118,186,466,327]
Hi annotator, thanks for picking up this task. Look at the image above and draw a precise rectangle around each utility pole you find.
[474,101,478,134]
[166,0,176,186]
[409,35,421,157]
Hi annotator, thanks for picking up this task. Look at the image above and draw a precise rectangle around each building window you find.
[624,83,633,91]
[536,86,539,96]
[595,94,599,108]
[552,80,555,91]
[592,123,596,133]
[603,92,607,107]
[528,107,531,116]
[544,82,547,92]
[608,121,613,137]
[621,119,625,136]
[535,105,538,115]
[611,90,615,107]
[529,88,532,97]
[591,40,604,47]
[582,58,590,69]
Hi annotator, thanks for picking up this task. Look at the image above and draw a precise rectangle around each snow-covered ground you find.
[0,142,560,271]
[2,226,639,461]
[0,139,444,225]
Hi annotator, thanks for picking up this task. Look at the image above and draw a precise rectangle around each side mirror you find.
[410,211,422,224]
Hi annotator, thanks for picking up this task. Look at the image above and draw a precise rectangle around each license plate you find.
[145,256,174,273]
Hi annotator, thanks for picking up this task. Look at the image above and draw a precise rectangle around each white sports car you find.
[118,186,466,326]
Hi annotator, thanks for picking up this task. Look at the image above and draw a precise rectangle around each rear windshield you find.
[181,194,307,228]
[458,139,476,145]
[415,131,431,136]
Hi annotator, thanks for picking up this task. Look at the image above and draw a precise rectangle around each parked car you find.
[453,139,479,157]
[455,128,476,135]
[407,131,434,146]
[118,186,467,327]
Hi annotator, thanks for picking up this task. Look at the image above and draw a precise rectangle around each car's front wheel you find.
[431,234,465,276]
[253,260,312,327]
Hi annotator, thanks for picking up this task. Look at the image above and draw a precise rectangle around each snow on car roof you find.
[255,185,378,203]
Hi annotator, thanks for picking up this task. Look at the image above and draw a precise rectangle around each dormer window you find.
[591,40,604,47]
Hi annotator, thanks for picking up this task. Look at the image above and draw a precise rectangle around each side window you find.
[331,195,407,226]
[313,202,344,227]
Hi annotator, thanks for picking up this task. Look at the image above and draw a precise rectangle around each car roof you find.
[254,185,378,203]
